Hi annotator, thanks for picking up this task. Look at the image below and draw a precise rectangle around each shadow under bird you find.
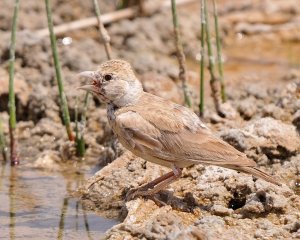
[78,59,281,201]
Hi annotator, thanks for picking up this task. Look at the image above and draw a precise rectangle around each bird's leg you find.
[126,166,182,201]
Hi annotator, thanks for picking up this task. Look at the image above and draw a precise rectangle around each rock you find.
[219,102,238,120]
[59,141,76,161]
[80,148,300,240]
[0,69,31,119]
[278,81,300,114]
[262,103,290,121]
[105,199,200,240]
[221,117,300,161]
[33,150,61,171]
[292,110,300,133]
[282,69,300,81]
[211,204,233,217]
[80,152,169,218]
[237,97,257,120]
[241,190,288,216]
[61,45,93,71]
[27,84,61,123]
[246,84,268,99]
[169,226,207,240]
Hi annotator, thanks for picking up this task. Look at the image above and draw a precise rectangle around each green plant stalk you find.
[117,0,130,9]
[93,0,112,60]
[0,117,7,161]
[204,0,223,116]
[45,0,74,141]
[171,0,192,108]
[213,0,226,102]
[74,0,113,157]
[8,0,20,165]
[75,96,86,157]
[199,0,205,117]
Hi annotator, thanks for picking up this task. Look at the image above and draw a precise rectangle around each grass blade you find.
[199,0,205,117]
[204,0,223,116]
[213,0,226,102]
[8,0,20,165]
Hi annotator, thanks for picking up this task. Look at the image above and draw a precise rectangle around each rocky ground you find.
[0,0,300,239]
[79,80,300,240]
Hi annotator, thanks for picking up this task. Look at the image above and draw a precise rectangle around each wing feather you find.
[115,93,256,168]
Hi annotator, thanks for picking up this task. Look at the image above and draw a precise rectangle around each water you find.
[0,162,118,239]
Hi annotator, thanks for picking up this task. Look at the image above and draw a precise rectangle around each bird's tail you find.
[238,166,282,186]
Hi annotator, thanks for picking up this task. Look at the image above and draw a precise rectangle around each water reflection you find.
[57,197,68,240]
[0,161,118,239]
[9,168,16,240]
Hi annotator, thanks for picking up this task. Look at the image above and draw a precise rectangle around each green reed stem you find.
[75,0,113,156]
[45,0,74,141]
[171,0,192,108]
[204,0,223,116]
[199,0,205,117]
[75,0,114,157]
[213,0,226,102]
[204,0,215,76]
[8,0,20,165]
[75,96,87,157]
[0,117,7,161]
[93,0,112,60]
[117,0,130,9]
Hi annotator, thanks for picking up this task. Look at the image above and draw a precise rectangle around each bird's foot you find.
[125,185,151,201]
[125,187,167,206]
[126,167,182,201]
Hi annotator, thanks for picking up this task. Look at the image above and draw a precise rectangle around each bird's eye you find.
[104,74,112,81]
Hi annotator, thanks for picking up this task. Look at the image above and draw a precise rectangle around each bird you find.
[78,59,281,200]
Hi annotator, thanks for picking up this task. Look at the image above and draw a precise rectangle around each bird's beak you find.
[77,71,98,93]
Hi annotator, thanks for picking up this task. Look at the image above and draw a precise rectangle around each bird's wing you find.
[115,106,256,168]
[115,111,164,152]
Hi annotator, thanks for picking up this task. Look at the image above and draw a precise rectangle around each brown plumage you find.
[79,59,281,200]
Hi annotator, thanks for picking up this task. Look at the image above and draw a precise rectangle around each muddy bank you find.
[79,80,300,240]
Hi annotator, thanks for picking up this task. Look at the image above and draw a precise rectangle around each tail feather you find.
[238,166,281,186]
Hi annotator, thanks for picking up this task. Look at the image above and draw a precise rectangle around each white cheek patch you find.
[103,81,128,100]
[112,80,143,107]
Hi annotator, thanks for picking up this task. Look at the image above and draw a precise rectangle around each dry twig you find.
[171,0,192,107]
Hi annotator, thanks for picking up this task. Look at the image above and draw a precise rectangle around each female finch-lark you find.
[79,60,280,200]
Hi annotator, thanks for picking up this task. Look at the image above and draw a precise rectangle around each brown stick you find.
[35,0,197,38]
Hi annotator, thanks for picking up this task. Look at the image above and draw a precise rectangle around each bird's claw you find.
[125,187,167,207]
[125,186,148,201]
[125,188,140,201]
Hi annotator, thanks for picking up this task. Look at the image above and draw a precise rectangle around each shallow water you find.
[0,162,118,240]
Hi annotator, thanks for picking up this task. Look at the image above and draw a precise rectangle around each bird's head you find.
[78,59,143,107]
